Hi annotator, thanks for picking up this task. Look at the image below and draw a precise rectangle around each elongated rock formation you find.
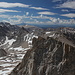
[10,37,75,75]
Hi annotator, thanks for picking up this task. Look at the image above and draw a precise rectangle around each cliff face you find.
[0,49,7,57]
[10,37,75,75]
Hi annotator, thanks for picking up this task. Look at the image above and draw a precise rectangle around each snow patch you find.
[46,32,51,34]
[0,36,16,48]
[49,33,55,37]
[24,33,38,44]
[9,46,30,51]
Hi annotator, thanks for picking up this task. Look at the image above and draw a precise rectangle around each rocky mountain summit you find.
[0,22,44,74]
[0,22,75,75]
[10,36,75,75]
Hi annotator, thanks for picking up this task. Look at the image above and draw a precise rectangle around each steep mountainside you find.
[0,23,44,49]
[0,22,75,75]
[0,22,44,74]
[19,25,44,36]
[10,37,75,75]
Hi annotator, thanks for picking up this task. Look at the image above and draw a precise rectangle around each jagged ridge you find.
[10,37,75,75]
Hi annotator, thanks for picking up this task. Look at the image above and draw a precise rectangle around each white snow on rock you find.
[45,32,51,34]
[10,46,25,51]
[24,33,38,44]
[49,33,55,37]
[0,46,30,75]
[0,33,38,75]
[0,36,16,48]
[0,63,15,67]
[0,67,16,75]
[9,46,30,51]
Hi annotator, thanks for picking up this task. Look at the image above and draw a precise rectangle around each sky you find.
[0,0,75,26]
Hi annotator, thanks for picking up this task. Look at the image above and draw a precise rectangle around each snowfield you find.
[0,33,38,75]
[24,33,38,46]
[45,32,51,34]
[0,47,30,75]
[49,33,55,37]
[9,46,30,51]
[0,36,16,48]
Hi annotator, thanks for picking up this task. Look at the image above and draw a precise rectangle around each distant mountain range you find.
[20,24,75,29]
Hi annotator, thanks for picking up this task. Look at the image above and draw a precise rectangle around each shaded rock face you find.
[12,27,29,47]
[10,37,75,75]
[63,32,75,44]
[0,49,7,57]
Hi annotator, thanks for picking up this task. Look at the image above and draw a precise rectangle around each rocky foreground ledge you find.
[10,37,75,75]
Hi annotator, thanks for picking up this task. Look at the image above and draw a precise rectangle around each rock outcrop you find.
[0,49,7,57]
[10,37,75,75]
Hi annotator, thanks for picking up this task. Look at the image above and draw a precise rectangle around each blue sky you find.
[0,0,75,25]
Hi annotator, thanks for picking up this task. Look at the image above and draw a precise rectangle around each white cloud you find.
[2,15,23,25]
[0,2,49,11]
[2,20,8,22]
[26,12,29,16]
[0,15,10,18]
[56,1,75,9]
[52,0,75,3]
[61,13,75,18]
[1,14,75,25]
[52,0,62,2]
[61,9,69,12]
[25,18,75,25]
[30,7,49,10]
[49,17,75,25]
[9,19,23,25]
[40,14,43,17]
[0,9,20,13]
[38,11,56,15]
[0,2,30,8]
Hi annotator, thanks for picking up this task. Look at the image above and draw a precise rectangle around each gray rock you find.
[10,37,75,75]
[0,49,7,57]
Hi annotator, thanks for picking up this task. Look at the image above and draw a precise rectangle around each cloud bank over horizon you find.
[0,0,75,26]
